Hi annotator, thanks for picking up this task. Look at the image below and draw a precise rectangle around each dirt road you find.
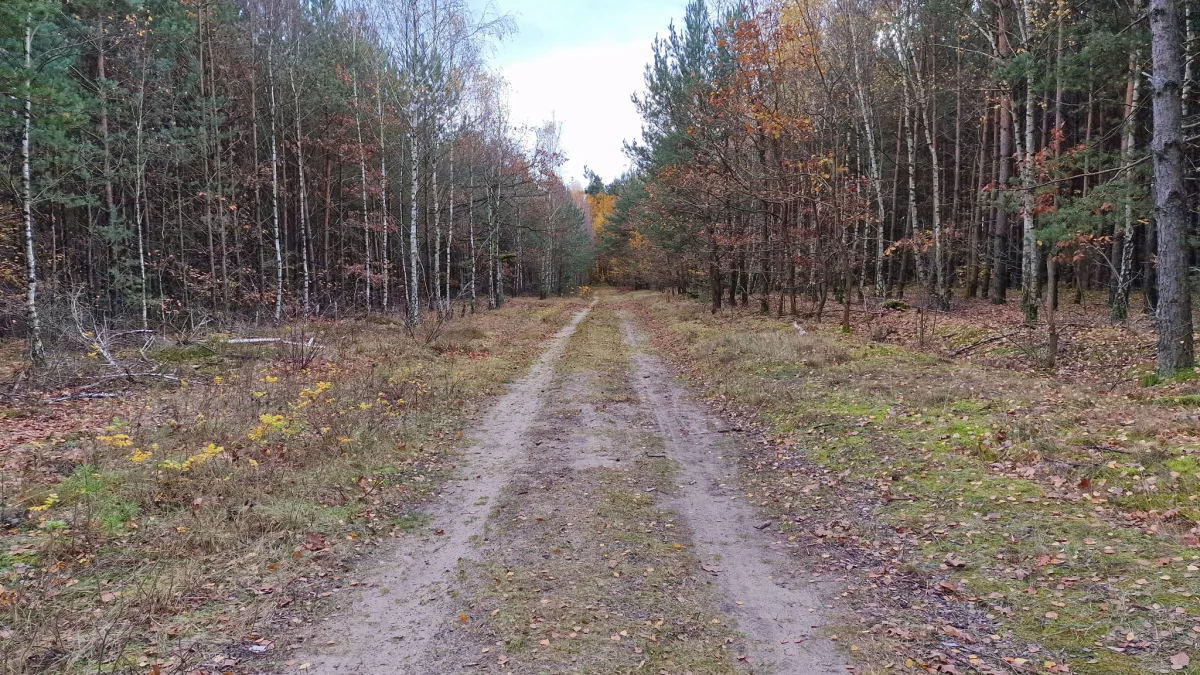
[292,300,839,674]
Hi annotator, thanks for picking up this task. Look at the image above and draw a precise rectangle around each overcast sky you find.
[472,0,687,187]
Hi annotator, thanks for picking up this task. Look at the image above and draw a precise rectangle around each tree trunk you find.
[408,132,420,323]
[966,101,990,298]
[290,65,312,315]
[377,80,389,312]
[1112,54,1140,321]
[352,56,371,313]
[709,224,721,313]
[886,115,902,296]
[446,143,454,314]
[902,89,927,293]
[23,18,45,366]
[469,173,477,313]
[433,142,442,311]
[407,1,421,327]
[990,1,1014,304]
[268,41,284,321]
[849,19,887,298]
[1019,8,1040,325]
[1150,0,1195,372]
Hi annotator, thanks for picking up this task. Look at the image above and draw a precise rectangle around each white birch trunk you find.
[469,174,477,312]
[1113,53,1140,321]
[446,143,453,313]
[1018,0,1040,323]
[135,63,149,330]
[406,0,421,329]
[901,36,946,306]
[23,18,44,365]
[268,41,284,321]
[352,62,371,312]
[290,66,312,315]
[433,143,441,313]
[850,20,886,298]
[377,83,389,312]
[408,128,420,328]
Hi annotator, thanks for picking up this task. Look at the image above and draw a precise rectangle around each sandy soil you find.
[622,315,841,674]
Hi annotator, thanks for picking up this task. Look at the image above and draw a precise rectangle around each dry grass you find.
[622,290,1200,675]
[0,297,586,674]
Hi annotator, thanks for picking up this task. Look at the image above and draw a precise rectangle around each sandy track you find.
[622,316,842,675]
[290,303,841,675]
[289,303,593,674]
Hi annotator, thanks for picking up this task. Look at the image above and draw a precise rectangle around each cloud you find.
[474,0,686,185]
[501,40,652,185]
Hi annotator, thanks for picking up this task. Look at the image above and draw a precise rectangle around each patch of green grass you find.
[1151,394,1200,407]
[55,465,139,535]
[151,343,219,364]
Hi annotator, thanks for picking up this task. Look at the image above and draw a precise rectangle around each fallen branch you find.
[222,337,325,349]
[43,392,121,403]
[948,331,1024,358]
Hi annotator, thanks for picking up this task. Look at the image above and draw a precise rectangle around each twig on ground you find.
[43,392,121,403]
[948,330,1023,357]
[223,337,325,349]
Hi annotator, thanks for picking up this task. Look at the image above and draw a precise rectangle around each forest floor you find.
[627,289,1200,675]
[6,289,1200,675]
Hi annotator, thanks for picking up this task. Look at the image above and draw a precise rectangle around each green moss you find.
[1151,394,1200,407]
[151,344,218,364]
[1164,455,1200,475]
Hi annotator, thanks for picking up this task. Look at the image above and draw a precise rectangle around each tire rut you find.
[621,314,842,675]
[289,302,594,674]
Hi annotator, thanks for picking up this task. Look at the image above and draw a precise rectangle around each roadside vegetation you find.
[623,291,1200,675]
[0,297,585,674]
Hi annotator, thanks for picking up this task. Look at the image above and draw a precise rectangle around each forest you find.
[1,0,594,368]
[4,0,1200,674]
[592,0,1196,375]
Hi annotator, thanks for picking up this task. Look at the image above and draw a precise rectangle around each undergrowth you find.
[0,298,585,674]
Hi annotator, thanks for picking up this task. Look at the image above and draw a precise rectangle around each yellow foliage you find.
[586,192,616,235]
[629,231,648,250]
[29,493,59,512]
[159,443,224,472]
[293,381,333,409]
[248,413,296,441]
[97,433,134,448]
